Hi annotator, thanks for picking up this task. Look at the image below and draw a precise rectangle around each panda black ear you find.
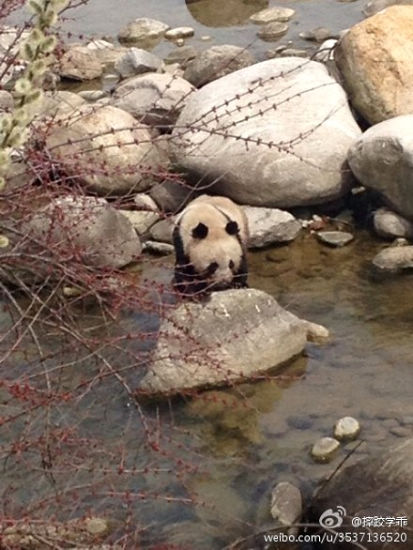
[226,221,239,235]
[192,222,208,239]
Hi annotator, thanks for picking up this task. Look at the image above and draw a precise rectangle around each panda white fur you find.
[173,195,249,297]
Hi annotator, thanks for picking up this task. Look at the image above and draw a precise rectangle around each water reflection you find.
[185,0,268,26]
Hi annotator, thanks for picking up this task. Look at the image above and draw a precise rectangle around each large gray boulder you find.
[172,57,360,208]
[112,73,195,127]
[26,196,141,269]
[311,438,413,549]
[138,289,308,395]
[348,115,413,220]
[46,105,165,194]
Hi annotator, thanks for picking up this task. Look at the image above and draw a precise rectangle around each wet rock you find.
[118,18,169,44]
[164,45,197,67]
[112,72,195,127]
[348,116,413,221]
[119,210,160,235]
[257,22,289,41]
[271,482,302,525]
[300,27,335,42]
[372,246,413,274]
[172,58,360,208]
[335,6,413,124]
[143,240,174,255]
[373,208,413,240]
[250,7,295,24]
[165,27,195,40]
[114,48,164,79]
[316,231,354,247]
[138,289,308,395]
[334,416,361,441]
[244,206,301,247]
[183,45,255,88]
[311,437,340,462]
[46,105,165,194]
[363,0,413,17]
[59,45,103,81]
[26,196,141,269]
[310,438,413,549]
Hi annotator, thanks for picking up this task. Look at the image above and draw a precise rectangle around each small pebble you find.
[311,437,340,463]
[258,22,289,42]
[165,27,195,40]
[334,416,361,441]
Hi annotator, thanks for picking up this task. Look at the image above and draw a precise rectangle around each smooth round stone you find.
[257,22,289,42]
[311,437,340,463]
[165,27,195,40]
[334,416,361,441]
[316,231,354,247]
[250,7,295,24]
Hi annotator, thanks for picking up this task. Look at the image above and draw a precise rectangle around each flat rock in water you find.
[311,437,340,462]
[165,27,195,40]
[257,22,289,41]
[250,7,295,24]
[244,206,301,247]
[172,58,360,208]
[334,416,361,441]
[137,289,308,395]
[372,245,413,273]
[316,231,354,247]
[164,45,197,67]
[118,18,169,44]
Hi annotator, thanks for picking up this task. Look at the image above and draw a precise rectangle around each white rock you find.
[134,193,159,212]
[372,246,413,274]
[138,289,308,395]
[59,45,103,81]
[334,417,361,441]
[173,58,361,208]
[311,437,340,463]
[244,206,301,247]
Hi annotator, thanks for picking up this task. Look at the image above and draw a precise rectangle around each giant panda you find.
[173,195,249,297]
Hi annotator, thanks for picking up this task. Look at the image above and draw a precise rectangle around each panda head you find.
[175,202,245,291]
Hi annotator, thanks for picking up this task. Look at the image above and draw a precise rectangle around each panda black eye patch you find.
[192,222,209,239]
[225,221,239,235]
